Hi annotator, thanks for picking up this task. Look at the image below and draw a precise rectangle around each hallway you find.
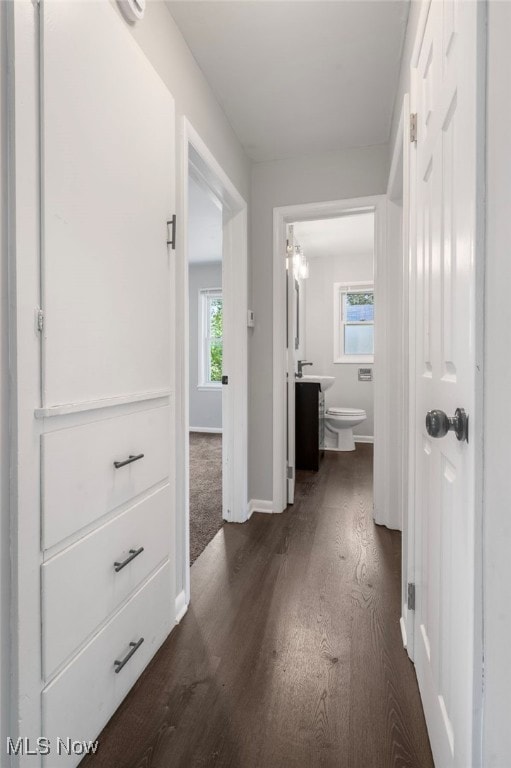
[82,447,433,768]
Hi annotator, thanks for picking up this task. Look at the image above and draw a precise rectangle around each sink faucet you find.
[296,360,313,378]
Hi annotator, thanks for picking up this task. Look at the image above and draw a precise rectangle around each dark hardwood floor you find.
[81,445,433,768]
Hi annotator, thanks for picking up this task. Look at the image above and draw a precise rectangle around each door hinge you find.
[221,375,229,385]
[36,308,44,333]
[407,582,416,611]
[166,215,176,250]
[287,466,294,480]
[410,113,418,144]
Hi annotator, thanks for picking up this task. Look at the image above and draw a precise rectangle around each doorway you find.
[176,120,248,614]
[272,196,387,519]
[287,214,376,499]
[187,171,224,564]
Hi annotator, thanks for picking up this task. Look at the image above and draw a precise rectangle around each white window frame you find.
[199,288,223,389]
[333,281,374,364]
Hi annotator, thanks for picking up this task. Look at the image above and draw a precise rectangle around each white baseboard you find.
[189,427,222,434]
[248,498,274,516]
[323,435,374,452]
[175,590,188,624]
[354,435,374,444]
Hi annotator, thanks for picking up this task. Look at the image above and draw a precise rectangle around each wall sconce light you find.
[293,245,301,276]
[294,245,309,280]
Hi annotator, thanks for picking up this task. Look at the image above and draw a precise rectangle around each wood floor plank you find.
[81,446,433,768]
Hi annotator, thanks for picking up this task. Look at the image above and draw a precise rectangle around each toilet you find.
[324,407,367,451]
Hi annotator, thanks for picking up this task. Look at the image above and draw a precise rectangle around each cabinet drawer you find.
[42,405,170,549]
[42,484,171,680]
[42,561,172,768]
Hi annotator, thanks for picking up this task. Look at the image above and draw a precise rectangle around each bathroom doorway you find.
[272,196,388,521]
[286,212,376,499]
[294,212,375,436]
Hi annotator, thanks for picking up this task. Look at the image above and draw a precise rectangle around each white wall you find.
[250,145,388,501]
[0,1,10,753]
[303,250,374,439]
[483,4,511,766]
[189,262,223,431]
[121,1,250,202]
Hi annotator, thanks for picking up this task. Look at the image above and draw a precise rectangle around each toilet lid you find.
[327,407,366,417]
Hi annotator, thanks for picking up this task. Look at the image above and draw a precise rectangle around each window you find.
[333,282,374,363]
[199,289,223,387]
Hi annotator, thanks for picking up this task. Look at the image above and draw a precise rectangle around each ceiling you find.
[293,213,374,259]
[166,1,409,162]
[188,174,223,264]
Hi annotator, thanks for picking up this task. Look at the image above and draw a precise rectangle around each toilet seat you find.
[327,406,366,417]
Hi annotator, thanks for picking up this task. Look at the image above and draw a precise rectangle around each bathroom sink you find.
[299,375,335,392]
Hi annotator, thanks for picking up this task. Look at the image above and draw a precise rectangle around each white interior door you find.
[412,2,483,766]
[286,224,297,503]
[41,0,175,408]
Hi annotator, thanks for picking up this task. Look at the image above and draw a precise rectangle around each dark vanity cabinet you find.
[295,382,325,471]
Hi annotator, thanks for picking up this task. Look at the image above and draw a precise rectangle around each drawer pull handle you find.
[113,453,144,469]
[114,547,144,572]
[114,638,144,673]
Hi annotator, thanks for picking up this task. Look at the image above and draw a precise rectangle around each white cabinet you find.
[9,1,177,763]
[39,402,174,765]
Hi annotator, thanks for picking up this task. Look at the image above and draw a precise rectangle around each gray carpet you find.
[189,432,223,564]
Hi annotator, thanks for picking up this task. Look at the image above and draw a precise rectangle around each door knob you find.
[425,408,468,442]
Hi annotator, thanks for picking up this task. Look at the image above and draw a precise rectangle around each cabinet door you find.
[41,0,175,406]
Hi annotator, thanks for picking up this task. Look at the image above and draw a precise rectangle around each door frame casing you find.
[272,196,386,515]
[387,94,415,655]
[177,118,248,609]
